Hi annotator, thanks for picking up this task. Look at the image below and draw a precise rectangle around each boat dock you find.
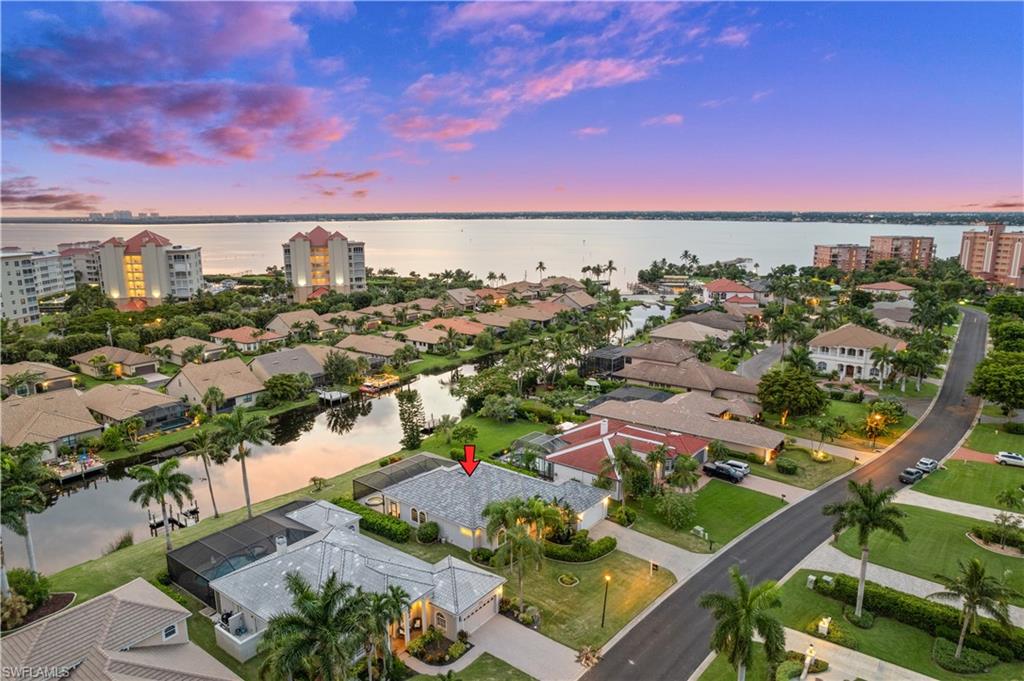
[316,389,349,405]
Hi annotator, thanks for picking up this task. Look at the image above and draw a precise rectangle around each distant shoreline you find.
[2,211,1018,226]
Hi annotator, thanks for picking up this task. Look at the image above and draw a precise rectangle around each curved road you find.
[584,308,988,681]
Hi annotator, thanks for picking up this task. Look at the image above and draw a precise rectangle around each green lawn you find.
[616,481,786,553]
[835,505,1024,605]
[408,653,535,681]
[749,447,856,490]
[878,380,939,399]
[913,460,1024,509]
[404,415,542,460]
[776,570,1024,681]
[983,404,1011,418]
[697,643,772,681]
[765,400,916,452]
[966,423,1024,455]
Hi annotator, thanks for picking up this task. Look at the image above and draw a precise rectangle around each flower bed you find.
[557,573,579,587]
[406,626,471,665]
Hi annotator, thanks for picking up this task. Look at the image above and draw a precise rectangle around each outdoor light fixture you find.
[601,574,611,627]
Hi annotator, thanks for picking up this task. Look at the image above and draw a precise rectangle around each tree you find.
[397,389,425,450]
[491,524,542,612]
[354,585,410,681]
[214,409,271,519]
[654,492,696,530]
[822,480,908,617]
[0,443,55,579]
[258,572,361,681]
[808,415,847,453]
[870,344,897,391]
[450,423,478,444]
[324,350,359,386]
[693,338,720,363]
[127,459,194,551]
[728,329,756,359]
[434,414,459,444]
[122,415,146,446]
[646,444,669,484]
[181,344,206,364]
[479,393,519,422]
[757,367,827,426]
[2,370,44,396]
[784,346,816,373]
[201,385,225,416]
[968,351,1024,416]
[535,261,547,278]
[667,456,700,492]
[187,430,230,519]
[768,315,801,357]
[930,559,1019,659]
[524,496,562,541]
[598,443,649,504]
[474,329,495,352]
[699,566,786,681]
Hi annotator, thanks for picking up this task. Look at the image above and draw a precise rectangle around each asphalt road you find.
[736,343,784,380]
[584,308,988,681]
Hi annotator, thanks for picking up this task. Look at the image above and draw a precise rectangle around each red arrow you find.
[460,444,479,477]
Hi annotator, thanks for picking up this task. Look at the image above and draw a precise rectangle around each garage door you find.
[459,594,497,633]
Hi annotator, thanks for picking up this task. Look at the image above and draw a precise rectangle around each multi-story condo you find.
[58,240,103,285]
[1,248,40,325]
[28,249,77,297]
[960,222,1024,288]
[813,243,870,272]
[869,235,936,268]
[282,225,366,303]
[98,230,204,306]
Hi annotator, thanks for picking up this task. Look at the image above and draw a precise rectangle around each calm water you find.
[4,367,473,574]
[2,220,966,284]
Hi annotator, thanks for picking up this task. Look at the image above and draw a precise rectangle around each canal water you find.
[5,366,474,574]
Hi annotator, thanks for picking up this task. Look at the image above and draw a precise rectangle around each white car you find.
[995,452,1024,467]
[722,460,751,477]
[915,458,939,473]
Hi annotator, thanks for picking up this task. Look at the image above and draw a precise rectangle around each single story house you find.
[265,309,336,338]
[209,326,287,353]
[248,346,329,385]
[321,309,377,332]
[71,346,159,378]
[208,500,505,662]
[81,383,188,432]
[649,320,730,345]
[166,358,265,410]
[857,281,915,299]
[145,336,225,365]
[809,323,906,380]
[335,334,408,368]
[403,297,451,317]
[445,287,480,311]
[680,310,747,333]
[402,325,448,353]
[552,290,598,311]
[472,289,507,306]
[497,280,542,299]
[579,385,674,412]
[700,278,754,303]
[473,311,516,331]
[613,359,759,400]
[0,361,76,397]
[365,460,609,551]
[625,341,696,367]
[662,391,761,421]
[423,317,488,339]
[496,304,558,327]
[746,278,776,305]
[540,276,586,292]
[2,577,240,681]
[357,303,402,323]
[1,391,102,459]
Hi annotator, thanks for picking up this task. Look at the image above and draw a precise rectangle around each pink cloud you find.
[299,169,381,182]
[699,96,736,109]
[713,25,756,47]
[351,189,369,199]
[573,126,608,138]
[441,141,475,152]
[2,175,102,211]
[522,58,658,103]
[643,113,684,126]
[751,89,774,102]
[436,2,612,35]
[385,113,501,145]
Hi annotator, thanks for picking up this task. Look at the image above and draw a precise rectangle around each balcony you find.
[213,620,265,662]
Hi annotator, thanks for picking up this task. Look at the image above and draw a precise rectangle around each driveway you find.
[588,519,708,581]
[741,475,810,502]
[736,343,783,379]
[471,615,582,681]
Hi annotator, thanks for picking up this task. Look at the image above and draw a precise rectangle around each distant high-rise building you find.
[28,250,77,297]
[869,235,936,268]
[282,226,366,303]
[813,243,870,272]
[959,222,1024,288]
[1,249,40,325]
[98,230,204,306]
[58,240,103,285]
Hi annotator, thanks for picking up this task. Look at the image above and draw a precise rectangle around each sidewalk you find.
[742,474,811,503]
[778,627,935,681]
[896,487,1004,522]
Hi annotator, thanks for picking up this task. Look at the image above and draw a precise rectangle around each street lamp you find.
[601,574,611,627]
[800,643,816,680]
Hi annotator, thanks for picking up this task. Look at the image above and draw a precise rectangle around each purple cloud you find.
[643,113,684,126]
[1,176,102,211]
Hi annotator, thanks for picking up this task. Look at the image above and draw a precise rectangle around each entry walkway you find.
[896,487,1005,522]
[588,519,708,581]
[778,627,935,681]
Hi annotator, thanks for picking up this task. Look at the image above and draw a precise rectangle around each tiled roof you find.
[683,310,747,332]
[81,384,181,421]
[336,334,408,357]
[662,391,761,419]
[403,326,448,344]
[858,280,915,292]
[810,323,905,350]
[173,358,264,400]
[724,295,758,305]
[269,309,336,332]
[404,297,445,310]
[614,359,759,396]
[1,361,75,383]
[209,326,286,344]
[473,312,516,329]
[703,278,753,294]
[123,230,172,254]
[554,290,598,308]
[540,276,585,290]
[145,336,219,355]
[550,418,709,478]
[649,321,730,343]
[424,317,487,336]
[71,345,154,367]
[249,346,328,381]
[446,288,479,305]
[1,391,99,447]
[626,341,695,365]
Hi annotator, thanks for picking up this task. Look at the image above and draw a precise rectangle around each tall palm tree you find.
[822,480,908,616]
[492,524,543,612]
[434,414,460,444]
[127,459,194,551]
[482,497,531,542]
[486,271,497,287]
[187,430,230,519]
[535,261,547,278]
[870,344,896,391]
[524,496,562,541]
[646,444,669,484]
[258,572,361,681]
[768,316,800,358]
[202,385,225,416]
[693,338,720,363]
[1,443,55,578]
[890,350,914,393]
[498,272,507,284]
[930,559,1019,659]
[599,444,648,504]
[122,415,146,446]
[214,409,271,519]
[667,456,700,492]
[784,346,816,373]
[605,259,617,283]
[355,585,410,681]
[728,329,756,360]
[699,566,786,681]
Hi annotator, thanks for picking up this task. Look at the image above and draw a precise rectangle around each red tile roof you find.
[724,295,758,305]
[59,247,95,256]
[704,278,754,294]
[123,230,172,254]
[210,326,287,344]
[307,287,331,300]
[116,299,148,312]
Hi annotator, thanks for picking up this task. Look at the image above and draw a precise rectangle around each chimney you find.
[275,535,287,555]
[599,419,609,435]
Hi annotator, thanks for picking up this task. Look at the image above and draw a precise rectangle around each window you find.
[418,511,426,524]
[495,528,507,546]
[434,611,447,629]
[162,624,178,640]
[410,507,418,522]
[816,362,827,371]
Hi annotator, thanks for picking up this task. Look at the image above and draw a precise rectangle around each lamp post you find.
[601,574,611,627]
[800,643,816,680]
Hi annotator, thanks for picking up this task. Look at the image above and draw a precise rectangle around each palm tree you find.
[693,338,720,363]
[996,487,1023,513]
[930,559,1019,659]
[182,344,206,364]
[728,329,756,360]
[434,414,460,444]
[605,259,617,283]
[699,566,786,681]
[202,385,225,416]
[524,496,562,541]
[214,409,271,519]
[123,415,146,446]
[599,444,648,504]
[870,344,896,391]
[486,271,497,287]
[768,316,800,358]
[127,459,194,551]
[822,480,908,616]
[535,261,547,278]
[187,430,230,519]
[355,585,410,681]
[784,346,816,373]
[492,523,543,612]
[1,443,55,577]
[667,455,700,492]
[498,272,507,285]
[646,444,669,484]
[3,369,44,396]
[890,350,914,393]
[258,572,361,681]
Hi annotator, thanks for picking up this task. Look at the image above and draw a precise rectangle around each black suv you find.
[703,461,744,484]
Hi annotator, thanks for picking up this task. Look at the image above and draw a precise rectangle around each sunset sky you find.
[2,1,1021,216]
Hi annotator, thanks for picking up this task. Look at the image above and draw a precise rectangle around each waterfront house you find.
[207,500,505,662]
[496,301,567,327]
[402,325,448,353]
[1,577,240,681]
[71,346,159,378]
[809,323,906,380]
[248,345,330,386]
[700,278,754,303]
[265,309,337,338]
[209,326,287,353]
[335,334,408,367]
[857,280,915,299]
[625,341,696,367]
[1,391,102,459]
[145,336,225,365]
[445,287,480,311]
[165,357,265,410]
[497,280,541,300]
[81,383,188,433]
[422,317,488,340]
[552,290,598,311]
[649,320,730,345]
[472,311,516,332]
[682,309,748,333]
[613,359,759,400]
[0,361,76,397]
[540,275,586,292]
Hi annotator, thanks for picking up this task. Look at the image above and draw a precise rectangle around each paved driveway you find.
[588,519,708,581]
[736,343,783,379]
[471,615,582,681]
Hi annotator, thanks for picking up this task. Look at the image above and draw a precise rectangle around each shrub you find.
[417,521,440,543]
[334,498,412,542]
[103,530,134,555]
[1004,421,1024,435]
[829,390,845,401]
[378,455,402,467]
[774,660,803,680]
[971,524,1024,551]
[7,569,50,609]
[785,651,828,673]
[571,530,592,553]
[935,625,1014,662]
[804,618,858,650]
[932,638,998,674]
[152,581,190,608]
[544,536,616,562]
[447,640,468,660]
[844,391,864,403]
[471,548,494,564]
[654,492,697,530]
[1,593,30,631]
[843,606,874,629]
[776,457,800,475]
[612,505,637,527]
[457,629,469,643]
[155,569,173,586]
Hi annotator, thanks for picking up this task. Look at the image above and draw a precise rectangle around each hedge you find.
[1004,421,1024,435]
[7,569,50,609]
[543,536,616,562]
[933,637,999,674]
[775,457,799,475]
[417,521,440,543]
[817,574,1024,661]
[971,525,1024,551]
[334,498,412,542]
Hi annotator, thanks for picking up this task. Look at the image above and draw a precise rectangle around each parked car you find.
[995,452,1024,467]
[703,462,744,483]
[915,458,939,473]
[721,460,751,477]
[899,467,924,484]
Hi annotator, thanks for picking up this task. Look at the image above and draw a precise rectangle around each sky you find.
[1,1,1022,216]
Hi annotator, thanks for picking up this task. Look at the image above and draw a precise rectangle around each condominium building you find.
[282,225,366,303]
[1,249,40,325]
[960,222,1024,288]
[98,230,204,306]
[869,235,936,268]
[813,243,870,272]
[58,240,102,285]
[29,249,77,297]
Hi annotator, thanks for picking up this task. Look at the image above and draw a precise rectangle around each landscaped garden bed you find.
[407,626,472,665]
[745,446,856,490]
